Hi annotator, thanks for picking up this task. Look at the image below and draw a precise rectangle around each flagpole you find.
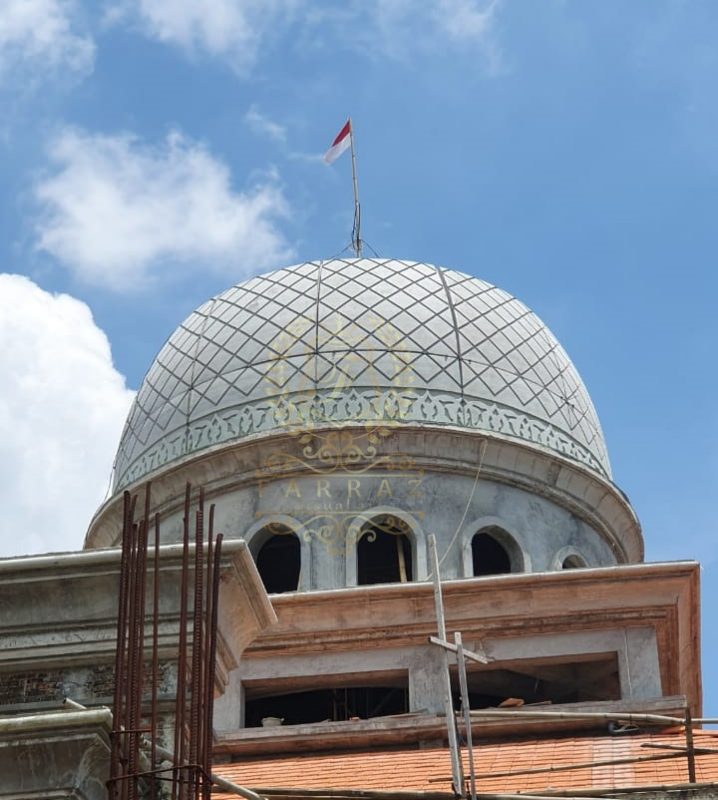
[349,117,362,257]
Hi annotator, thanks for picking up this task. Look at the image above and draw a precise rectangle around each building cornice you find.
[86,426,642,562]
[242,561,700,714]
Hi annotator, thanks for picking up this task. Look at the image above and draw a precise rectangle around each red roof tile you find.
[214,729,718,797]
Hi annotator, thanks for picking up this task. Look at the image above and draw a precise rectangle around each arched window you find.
[357,515,413,586]
[562,554,587,570]
[471,527,522,576]
[254,525,301,594]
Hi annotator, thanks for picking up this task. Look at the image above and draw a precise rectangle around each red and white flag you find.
[323,119,352,164]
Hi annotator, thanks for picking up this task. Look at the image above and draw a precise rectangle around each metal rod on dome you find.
[349,118,362,258]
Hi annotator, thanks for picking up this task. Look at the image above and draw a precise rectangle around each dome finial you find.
[349,117,362,257]
[323,118,362,257]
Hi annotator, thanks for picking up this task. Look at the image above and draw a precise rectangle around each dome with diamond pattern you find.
[112,258,610,491]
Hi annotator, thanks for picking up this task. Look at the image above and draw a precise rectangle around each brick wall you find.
[0,661,175,707]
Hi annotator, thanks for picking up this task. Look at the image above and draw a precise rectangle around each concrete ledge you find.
[85,426,642,563]
[0,540,276,684]
[214,696,688,756]
[0,707,111,799]
[240,561,701,719]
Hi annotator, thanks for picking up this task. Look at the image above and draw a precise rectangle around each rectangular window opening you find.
[243,670,409,728]
[451,652,620,710]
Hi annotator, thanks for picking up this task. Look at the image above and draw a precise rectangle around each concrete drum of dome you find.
[112,258,610,491]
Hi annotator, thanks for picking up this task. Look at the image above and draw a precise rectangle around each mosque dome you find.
[113,258,610,491]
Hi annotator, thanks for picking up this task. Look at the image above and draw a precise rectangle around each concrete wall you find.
[0,543,275,716]
[0,708,111,800]
[88,428,643,568]
[90,428,640,592]
[216,625,662,729]
[209,473,618,590]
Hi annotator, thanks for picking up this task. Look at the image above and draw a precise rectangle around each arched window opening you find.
[357,516,413,586]
[254,526,300,594]
[562,554,587,570]
[472,530,512,576]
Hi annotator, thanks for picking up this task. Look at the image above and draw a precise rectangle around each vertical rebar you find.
[110,482,223,800]
[125,519,140,800]
[189,490,205,795]
[200,503,215,791]
[685,707,697,783]
[150,512,160,799]
[123,495,137,800]
[134,484,151,760]
[109,492,132,799]
[204,532,223,799]
[175,483,192,800]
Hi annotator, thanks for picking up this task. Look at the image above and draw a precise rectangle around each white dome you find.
[113,258,610,490]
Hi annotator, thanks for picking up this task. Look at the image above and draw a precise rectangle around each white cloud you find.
[0,274,134,557]
[0,0,94,81]
[245,104,287,144]
[433,0,497,42]
[112,0,298,75]
[368,0,503,68]
[34,127,294,291]
[111,0,502,76]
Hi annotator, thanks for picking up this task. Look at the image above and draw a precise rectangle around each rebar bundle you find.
[108,483,223,800]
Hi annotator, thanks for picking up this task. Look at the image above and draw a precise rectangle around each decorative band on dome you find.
[112,258,610,491]
[114,386,608,490]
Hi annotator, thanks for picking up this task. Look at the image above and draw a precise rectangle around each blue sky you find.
[1,1,716,712]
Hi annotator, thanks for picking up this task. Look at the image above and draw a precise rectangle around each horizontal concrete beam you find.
[0,541,276,679]
[214,696,688,757]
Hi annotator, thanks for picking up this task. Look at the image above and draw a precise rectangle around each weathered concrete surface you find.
[0,542,276,796]
[86,427,643,581]
[0,541,276,700]
[214,695,689,756]
[625,791,718,799]
[0,707,111,799]
[233,561,700,730]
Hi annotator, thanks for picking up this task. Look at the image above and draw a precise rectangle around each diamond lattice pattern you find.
[114,259,609,489]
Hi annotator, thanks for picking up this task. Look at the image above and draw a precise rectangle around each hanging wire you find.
[327,241,357,261]
[327,235,382,261]
[361,237,382,257]
[427,438,489,577]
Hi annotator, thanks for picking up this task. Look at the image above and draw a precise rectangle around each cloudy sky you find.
[1,0,717,709]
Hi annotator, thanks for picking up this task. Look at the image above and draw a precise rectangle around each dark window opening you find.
[472,531,511,576]
[244,685,409,728]
[357,516,413,585]
[451,654,620,710]
[255,528,300,594]
[562,554,587,569]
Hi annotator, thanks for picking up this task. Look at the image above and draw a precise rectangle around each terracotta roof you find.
[214,728,718,797]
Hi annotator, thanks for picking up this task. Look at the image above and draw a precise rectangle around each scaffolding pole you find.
[455,632,476,800]
[428,534,464,796]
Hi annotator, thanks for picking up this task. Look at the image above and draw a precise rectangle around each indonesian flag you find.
[323,119,352,164]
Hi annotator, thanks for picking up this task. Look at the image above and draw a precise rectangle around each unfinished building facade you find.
[1,258,707,799]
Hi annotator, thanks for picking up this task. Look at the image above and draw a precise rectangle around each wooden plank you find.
[428,636,490,664]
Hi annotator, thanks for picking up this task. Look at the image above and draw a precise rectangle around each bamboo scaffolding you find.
[428,747,702,783]
[428,534,464,795]
[464,708,705,725]
[477,781,718,798]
